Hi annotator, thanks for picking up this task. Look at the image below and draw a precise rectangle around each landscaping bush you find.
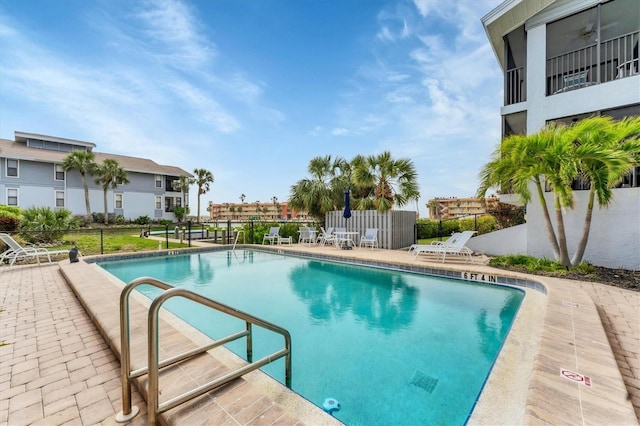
[134,215,151,225]
[0,206,22,231]
[20,207,80,243]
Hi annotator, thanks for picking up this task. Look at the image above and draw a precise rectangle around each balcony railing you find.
[546,31,639,95]
[505,66,525,105]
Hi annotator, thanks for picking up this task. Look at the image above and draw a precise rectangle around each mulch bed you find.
[495,266,640,292]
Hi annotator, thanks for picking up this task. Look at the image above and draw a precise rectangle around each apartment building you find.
[207,201,309,222]
[0,131,192,221]
[427,196,500,220]
[478,0,639,269]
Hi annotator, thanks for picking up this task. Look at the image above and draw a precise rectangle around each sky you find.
[0,0,505,218]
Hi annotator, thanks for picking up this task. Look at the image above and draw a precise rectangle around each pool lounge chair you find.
[262,227,280,245]
[0,232,70,267]
[412,231,476,263]
[317,227,335,246]
[359,228,378,250]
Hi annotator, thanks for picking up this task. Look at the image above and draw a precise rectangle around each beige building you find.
[207,201,309,222]
[427,196,499,219]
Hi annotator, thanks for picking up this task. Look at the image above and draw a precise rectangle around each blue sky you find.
[0,0,504,217]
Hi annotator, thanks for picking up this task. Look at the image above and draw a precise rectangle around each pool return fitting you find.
[115,276,292,425]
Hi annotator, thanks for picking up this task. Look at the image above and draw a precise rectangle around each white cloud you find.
[332,128,349,136]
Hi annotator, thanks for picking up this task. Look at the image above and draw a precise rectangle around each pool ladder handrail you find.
[232,229,245,250]
[115,277,292,425]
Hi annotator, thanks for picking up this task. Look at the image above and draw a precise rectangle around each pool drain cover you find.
[410,370,438,394]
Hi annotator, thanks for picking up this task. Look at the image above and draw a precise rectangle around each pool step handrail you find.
[116,276,292,426]
[232,229,245,250]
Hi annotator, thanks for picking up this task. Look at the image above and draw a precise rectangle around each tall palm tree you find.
[62,151,96,222]
[568,116,640,264]
[352,151,419,212]
[239,194,246,203]
[271,196,279,219]
[193,168,214,223]
[172,175,195,212]
[94,159,129,225]
[289,155,349,221]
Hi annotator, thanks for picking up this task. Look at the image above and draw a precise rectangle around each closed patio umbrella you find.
[343,188,351,229]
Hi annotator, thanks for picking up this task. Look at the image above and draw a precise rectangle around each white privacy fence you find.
[325,210,416,250]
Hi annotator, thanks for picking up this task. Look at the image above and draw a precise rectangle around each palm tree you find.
[289,155,349,221]
[94,159,129,225]
[568,116,640,264]
[239,194,246,203]
[172,175,195,212]
[478,125,573,265]
[478,118,640,267]
[352,151,419,212]
[193,168,214,223]
[62,151,96,222]
[271,196,279,219]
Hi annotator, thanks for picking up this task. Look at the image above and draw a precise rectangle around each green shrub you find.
[0,205,22,231]
[134,215,151,225]
[20,207,80,243]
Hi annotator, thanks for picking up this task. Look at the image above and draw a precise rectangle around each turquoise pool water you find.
[99,250,523,425]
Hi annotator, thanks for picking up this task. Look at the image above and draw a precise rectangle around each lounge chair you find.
[0,233,71,267]
[359,228,378,249]
[412,231,476,263]
[262,227,280,245]
[317,227,335,246]
[408,233,461,256]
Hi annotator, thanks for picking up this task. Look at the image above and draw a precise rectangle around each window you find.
[6,159,18,177]
[7,189,18,206]
[115,193,123,209]
[55,164,65,181]
[155,175,163,188]
[155,196,162,210]
[55,191,65,208]
[176,197,182,207]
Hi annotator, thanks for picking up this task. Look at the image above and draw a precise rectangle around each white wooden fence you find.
[325,210,416,249]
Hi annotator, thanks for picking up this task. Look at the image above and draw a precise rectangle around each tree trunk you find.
[554,194,571,267]
[534,178,562,260]
[80,173,92,223]
[197,194,201,224]
[103,189,108,225]
[571,187,595,265]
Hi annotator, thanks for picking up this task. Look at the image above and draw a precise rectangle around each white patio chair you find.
[0,233,71,267]
[262,226,280,245]
[412,231,476,263]
[359,228,378,250]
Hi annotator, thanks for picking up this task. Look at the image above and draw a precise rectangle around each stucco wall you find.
[466,223,528,257]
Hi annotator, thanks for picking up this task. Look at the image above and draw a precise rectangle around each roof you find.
[481,0,557,67]
[0,138,192,177]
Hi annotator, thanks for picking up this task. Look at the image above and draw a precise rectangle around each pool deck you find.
[0,244,638,425]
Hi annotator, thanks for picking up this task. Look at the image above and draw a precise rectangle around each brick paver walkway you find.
[0,265,147,425]
[578,281,640,419]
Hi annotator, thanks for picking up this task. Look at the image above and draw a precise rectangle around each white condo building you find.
[473,0,640,269]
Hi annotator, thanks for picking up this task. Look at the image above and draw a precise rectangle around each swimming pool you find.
[99,250,524,425]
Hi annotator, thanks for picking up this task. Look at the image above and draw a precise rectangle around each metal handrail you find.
[115,277,292,425]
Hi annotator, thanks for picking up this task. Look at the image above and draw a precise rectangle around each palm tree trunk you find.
[80,173,92,222]
[197,194,201,224]
[534,178,562,259]
[571,187,595,265]
[554,194,571,267]
[103,189,108,225]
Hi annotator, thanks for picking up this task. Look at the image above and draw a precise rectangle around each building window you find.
[115,193,123,209]
[155,175,163,188]
[7,188,18,206]
[155,196,162,210]
[6,159,18,177]
[55,164,65,181]
[55,191,65,208]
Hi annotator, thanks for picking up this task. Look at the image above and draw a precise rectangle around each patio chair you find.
[0,233,71,267]
[262,227,280,245]
[298,227,315,246]
[412,231,476,263]
[359,228,378,249]
[317,227,335,247]
[408,233,461,256]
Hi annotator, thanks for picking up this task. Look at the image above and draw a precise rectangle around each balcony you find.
[547,31,638,95]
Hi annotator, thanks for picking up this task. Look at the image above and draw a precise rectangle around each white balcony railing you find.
[546,31,639,95]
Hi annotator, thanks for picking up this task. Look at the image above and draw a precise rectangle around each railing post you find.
[246,322,253,362]
[227,220,232,244]
[100,229,104,254]
[188,220,192,247]
[165,224,169,249]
